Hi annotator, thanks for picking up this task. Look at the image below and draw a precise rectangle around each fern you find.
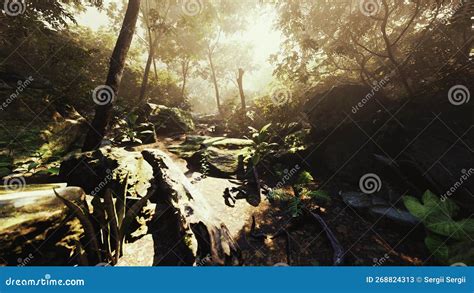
[289,197,303,218]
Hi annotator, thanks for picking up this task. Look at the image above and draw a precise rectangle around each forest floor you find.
[131,131,431,266]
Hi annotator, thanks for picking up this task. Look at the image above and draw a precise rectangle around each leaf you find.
[296,171,314,185]
[403,196,429,220]
[46,167,60,175]
[422,190,458,217]
[308,190,331,202]
[259,123,272,135]
[425,234,449,260]
[27,162,40,171]
[289,197,302,218]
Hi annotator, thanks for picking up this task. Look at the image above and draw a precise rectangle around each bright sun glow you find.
[76,2,282,93]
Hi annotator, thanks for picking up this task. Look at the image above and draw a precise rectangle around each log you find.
[142,149,241,266]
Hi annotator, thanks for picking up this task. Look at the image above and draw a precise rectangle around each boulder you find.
[140,103,195,134]
[0,184,85,266]
[169,136,253,177]
[305,84,474,211]
[60,147,153,199]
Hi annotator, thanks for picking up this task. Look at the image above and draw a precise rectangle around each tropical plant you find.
[403,190,474,265]
[54,179,154,265]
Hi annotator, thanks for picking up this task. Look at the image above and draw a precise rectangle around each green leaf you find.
[289,197,302,218]
[259,123,272,135]
[46,167,60,175]
[403,196,429,220]
[422,190,458,217]
[296,171,314,185]
[27,162,40,171]
[308,190,331,202]
[425,234,449,260]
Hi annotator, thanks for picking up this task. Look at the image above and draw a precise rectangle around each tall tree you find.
[237,68,246,112]
[83,0,141,151]
[138,0,171,102]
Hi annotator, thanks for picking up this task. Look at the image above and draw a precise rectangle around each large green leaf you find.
[425,234,449,260]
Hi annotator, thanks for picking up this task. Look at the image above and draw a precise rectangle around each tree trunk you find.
[208,52,222,115]
[237,68,246,112]
[180,59,190,102]
[139,37,158,102]
[82,0,141,152]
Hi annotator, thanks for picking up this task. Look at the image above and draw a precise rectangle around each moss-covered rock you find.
[169,135,253,177]
[0,185,85,265]
[144,103,195,134]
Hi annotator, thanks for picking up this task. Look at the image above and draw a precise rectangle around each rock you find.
[305,84,474,211]
[60,147,153,199]
[141,103,195,134]
[0,184,85,265]
[116,234,154,266]
[340,191,372,209]
[340,191,418,226]
[142,149,241,265]
[369,207,420,226]
[340,191,388,209]
[169,136,253,177]
[135,122,156,144]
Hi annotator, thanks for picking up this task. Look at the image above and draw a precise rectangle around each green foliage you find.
[306,189,331,203]
[403,190,474,264]
[288,196,303,218]
[246,123,278,166]
[55,181,153,265]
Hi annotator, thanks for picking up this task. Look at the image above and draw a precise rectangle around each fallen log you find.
[142,149,241,266]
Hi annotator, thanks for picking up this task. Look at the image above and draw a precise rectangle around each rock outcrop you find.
[0,184,85,266]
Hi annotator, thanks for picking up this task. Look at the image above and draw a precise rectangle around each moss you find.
[149,105,195,134]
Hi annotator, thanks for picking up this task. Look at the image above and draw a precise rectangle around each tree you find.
[83,0,141,151]
[137,0,172,102]
[273,0,450,97]
[237,68,246,112]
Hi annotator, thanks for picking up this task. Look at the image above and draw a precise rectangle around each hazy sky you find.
[76,2,282,93]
